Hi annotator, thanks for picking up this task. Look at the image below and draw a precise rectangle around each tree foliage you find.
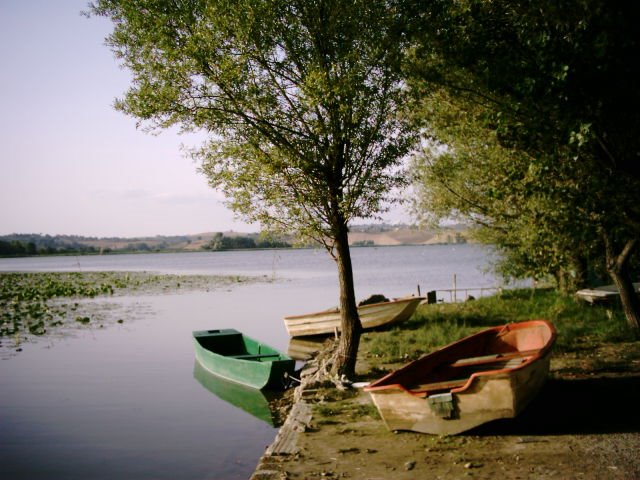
[90,0,416,376]
[408,0,640,329]
[90,0,412,242]
[410,89,600,287]
[203,232,290,250]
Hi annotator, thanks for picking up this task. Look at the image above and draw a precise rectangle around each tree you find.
[408,0,640,332]
[90,0,415,377]
[409,89,598,291]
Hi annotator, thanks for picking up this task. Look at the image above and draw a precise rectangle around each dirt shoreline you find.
[253,342,640,479]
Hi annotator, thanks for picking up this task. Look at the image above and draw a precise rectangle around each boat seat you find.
[229,353,282,360]
[451,349,539,368]
[409,378,469,394]
[408,356,529,395]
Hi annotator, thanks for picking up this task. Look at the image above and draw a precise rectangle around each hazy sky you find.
[0,0,253,237]
[0,1,406,238]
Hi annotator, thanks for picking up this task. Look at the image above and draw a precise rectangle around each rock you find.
[404,461,416,471]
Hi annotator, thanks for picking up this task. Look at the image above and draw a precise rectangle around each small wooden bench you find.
[409,378,469,393]
[229,353,282,360]
[450,349,539,368]
[408,350,538,395]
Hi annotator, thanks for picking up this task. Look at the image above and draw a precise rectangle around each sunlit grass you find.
[360,288,634,364]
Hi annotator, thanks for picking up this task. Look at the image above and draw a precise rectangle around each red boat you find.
[365,320,556,434]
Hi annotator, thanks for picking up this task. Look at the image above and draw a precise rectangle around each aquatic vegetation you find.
[0,271,255,338]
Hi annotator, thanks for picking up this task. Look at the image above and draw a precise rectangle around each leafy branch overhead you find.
[90,0,416,378]
[93,0,414,246]
[90,0,640,362]
[408,0,640,331]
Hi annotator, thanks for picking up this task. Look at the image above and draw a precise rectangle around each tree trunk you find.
[604,235,640,334]
[332,219,362,379]
[570,253,589,292]
[554,269,569,294]
[557,253,589,294]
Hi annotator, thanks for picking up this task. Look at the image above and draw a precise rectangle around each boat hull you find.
[283,296,424,337]
[365,320,556,435]
[193,329,295,390]
[576,282,640,304]
[287,336,330,360]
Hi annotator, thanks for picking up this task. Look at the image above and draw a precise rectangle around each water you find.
[0,245,501,479]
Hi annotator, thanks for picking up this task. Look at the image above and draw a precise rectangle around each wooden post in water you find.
[453,274,457,303]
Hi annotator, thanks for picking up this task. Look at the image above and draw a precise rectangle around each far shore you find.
[0,225,471,258]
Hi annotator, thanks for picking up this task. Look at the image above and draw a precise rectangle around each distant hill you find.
[0,225,469,256]
[349,224,469,246]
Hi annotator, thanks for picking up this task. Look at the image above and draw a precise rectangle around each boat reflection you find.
[193,361,284,427]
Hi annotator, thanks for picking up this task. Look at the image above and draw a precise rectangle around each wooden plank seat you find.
[408,351,537,395]
[229,353,282,360]
[451,349,539,367]
[409,378,469,393]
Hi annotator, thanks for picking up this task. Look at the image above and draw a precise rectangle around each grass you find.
[314,391,381,424]
[360,288,636,364]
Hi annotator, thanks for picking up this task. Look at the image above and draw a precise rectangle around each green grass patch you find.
[361,288,635,364]
[316,400,380,421]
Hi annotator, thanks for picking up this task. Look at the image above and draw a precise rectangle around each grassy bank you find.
[0,271,254,338]
[361,288,635,366]
[262,289,640,479]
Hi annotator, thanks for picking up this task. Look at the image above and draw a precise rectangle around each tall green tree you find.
[408,0,640,331]
[90,0,415,377]
[410,91,595,291]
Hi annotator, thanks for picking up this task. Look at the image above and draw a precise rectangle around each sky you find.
[0,0,252,237]
[0,0,407,238]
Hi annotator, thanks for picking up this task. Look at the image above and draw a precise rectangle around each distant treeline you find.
[0,236,98,257]
[0,233,189,257]
[0,232,292,257]
[202,233,291,251]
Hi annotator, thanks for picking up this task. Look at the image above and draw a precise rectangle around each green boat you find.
[192,328,295,390]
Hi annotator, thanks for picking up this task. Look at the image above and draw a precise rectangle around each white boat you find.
[575,282,640,304]
[287,336,329,360]
[283,296,424,338]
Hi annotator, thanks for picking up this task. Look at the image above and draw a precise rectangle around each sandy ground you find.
[254,342,640,479]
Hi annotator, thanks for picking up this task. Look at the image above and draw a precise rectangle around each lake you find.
[0,244,505,479]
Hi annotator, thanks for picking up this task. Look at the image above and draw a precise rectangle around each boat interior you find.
[195,330,282,360]
[407,351,535,395]
[368,321,555,395]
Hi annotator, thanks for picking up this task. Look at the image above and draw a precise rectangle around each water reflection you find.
[193,361,284,427]
[287,336,333,361]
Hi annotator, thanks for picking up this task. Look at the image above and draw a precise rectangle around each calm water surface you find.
[0,245,502,479]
